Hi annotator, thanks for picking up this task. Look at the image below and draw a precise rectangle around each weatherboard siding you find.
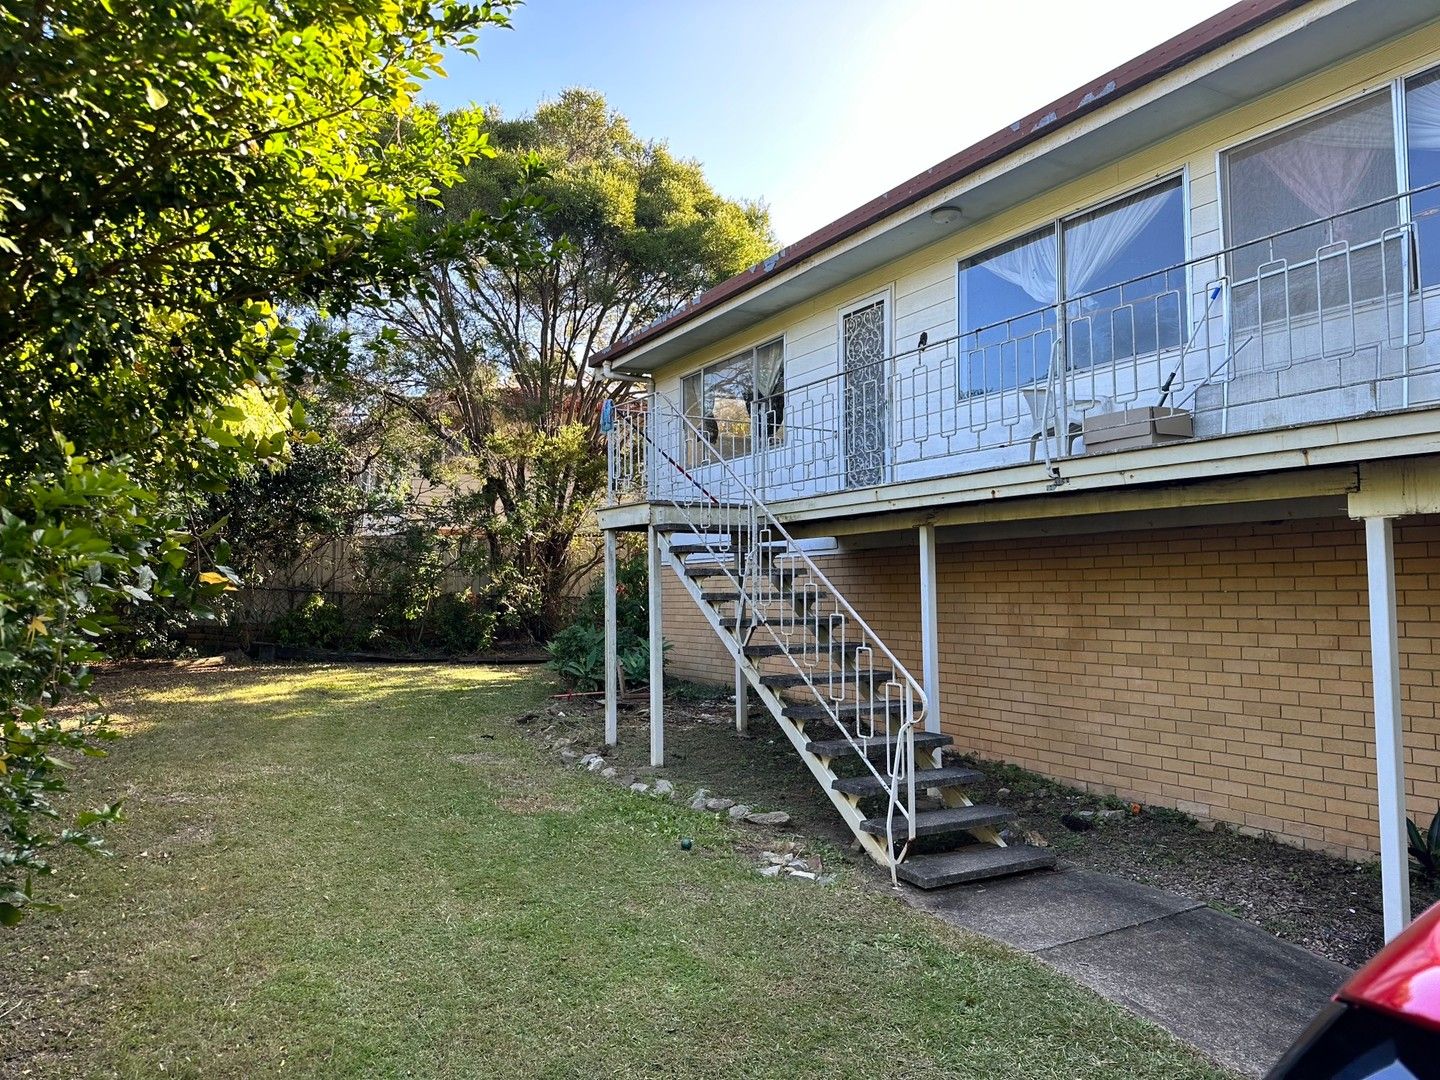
[652,17,1440,429]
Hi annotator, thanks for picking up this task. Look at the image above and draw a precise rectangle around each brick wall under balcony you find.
[659,515,1440,859]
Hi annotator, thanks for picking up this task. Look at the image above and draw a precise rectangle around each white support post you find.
[918,524,942,736]
[735,650,748,736]
[647,525,665,767]
[603,529,618,747]
[1364,516,1411,940]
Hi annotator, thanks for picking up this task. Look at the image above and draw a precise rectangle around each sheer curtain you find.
[1063,186,1172,295]
[1257,106,1394,223]
[977,229,1058,305]
[1406,73,1440,153]
[976,184,1171,303]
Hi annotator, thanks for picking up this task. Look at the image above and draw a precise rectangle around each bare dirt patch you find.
[449,752,506,768]
[495,794,580,815]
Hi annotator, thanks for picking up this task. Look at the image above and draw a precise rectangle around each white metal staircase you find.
[612,395,1055,889]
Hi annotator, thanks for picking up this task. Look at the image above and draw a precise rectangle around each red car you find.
[1267,901,1440,1079]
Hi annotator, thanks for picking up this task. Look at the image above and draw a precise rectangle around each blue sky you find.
[425,1,1237,246]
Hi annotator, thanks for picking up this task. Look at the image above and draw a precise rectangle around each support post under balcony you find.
[735,652,748,736]
[647,524,665,767]
[1363,515,1411,941]
[603,528,618,747]
[918,524,942,737]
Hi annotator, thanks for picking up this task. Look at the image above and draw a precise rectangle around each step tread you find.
[698,590,743,603]
[743,643,790,657]
[896,845,1056,889]
[683,561,736,577]
[805,731,951,758]
[783,700,909,722]
[656,523,741,534]
[668,543,733,556]
[860,804,1015,837]
[831,765,984,797]
[761,671,896,689]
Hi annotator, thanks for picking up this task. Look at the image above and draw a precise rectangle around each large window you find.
[680,338,784,464]
[958,177,1185,395]
[1223,91,1400,324]
[1406,67,1440,287]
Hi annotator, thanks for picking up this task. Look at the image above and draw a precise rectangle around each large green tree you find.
[359,88,774,634]
[0,0,524,923]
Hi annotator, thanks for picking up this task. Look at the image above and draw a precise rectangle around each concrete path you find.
[905,865,1353,1078]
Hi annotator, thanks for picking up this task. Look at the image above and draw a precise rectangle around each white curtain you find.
[1255,104,1394,220]
[977,229,1058,305]
[1407,76,1440,153]
[976,184,1171,304]
[1063,186,1172,295]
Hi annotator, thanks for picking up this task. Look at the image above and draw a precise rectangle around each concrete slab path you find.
[906,865,1354,1078]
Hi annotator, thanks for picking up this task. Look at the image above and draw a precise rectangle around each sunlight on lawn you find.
[1,663,1236,1080]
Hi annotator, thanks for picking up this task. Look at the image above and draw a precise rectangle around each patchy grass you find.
[2,663,1236,1079]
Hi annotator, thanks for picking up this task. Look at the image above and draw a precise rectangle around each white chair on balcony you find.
[1022,386,1113,461]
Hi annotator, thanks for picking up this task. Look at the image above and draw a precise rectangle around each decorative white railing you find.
[608,186,1440,506]
[610,394,926,876]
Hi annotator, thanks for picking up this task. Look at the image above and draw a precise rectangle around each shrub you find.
[433,589,498,655]
[1409,806,1440,875]
[546,623,605,690]
[269,594,359,651]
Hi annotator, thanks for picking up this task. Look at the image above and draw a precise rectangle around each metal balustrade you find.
[613,394,926,877]
[608,187,1440,506]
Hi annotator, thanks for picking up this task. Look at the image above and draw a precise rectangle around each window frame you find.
[678,335,786,466]
[953,171,1190,399]
[1216,85,1406,308]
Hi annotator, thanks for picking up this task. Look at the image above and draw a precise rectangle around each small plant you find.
[546,626,670,691]
[1408,806,1440,874]
[619,639,671,687]
[546,623,606,690]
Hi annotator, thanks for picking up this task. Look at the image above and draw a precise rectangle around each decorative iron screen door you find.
[842,299,888,487]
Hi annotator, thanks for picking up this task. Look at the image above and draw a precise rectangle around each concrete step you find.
[831,765,984,798]
[861,804,1014,838]
[806,731,951,759]
[896,845,1057,889]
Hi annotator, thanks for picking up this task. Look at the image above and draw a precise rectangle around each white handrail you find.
[622,392,925,878]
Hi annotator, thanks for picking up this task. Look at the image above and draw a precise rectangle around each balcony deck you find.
[605,199,1440,533]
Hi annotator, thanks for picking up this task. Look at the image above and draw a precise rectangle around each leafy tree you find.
[358,89,775,635]
[0,0,524,923]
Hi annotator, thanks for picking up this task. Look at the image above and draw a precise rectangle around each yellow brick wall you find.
[659,515,1440,859]
[659,571,735,685]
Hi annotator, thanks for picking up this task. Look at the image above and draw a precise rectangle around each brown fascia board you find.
[589,0,1313,370]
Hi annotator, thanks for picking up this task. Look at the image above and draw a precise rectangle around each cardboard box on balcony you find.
[1082,406,1194,453]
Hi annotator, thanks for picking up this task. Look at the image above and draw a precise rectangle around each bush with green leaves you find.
[1409,806,1440,875]
[0,0,526,922]
[547,552,670,690]
[269,594,362,651]
[0,447,236,924]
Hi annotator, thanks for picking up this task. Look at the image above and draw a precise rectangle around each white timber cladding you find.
[650,17,1440,434]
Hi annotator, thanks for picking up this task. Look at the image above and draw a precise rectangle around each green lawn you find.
[2,663,1236,1079]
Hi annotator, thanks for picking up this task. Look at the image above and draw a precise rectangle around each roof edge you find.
[590,0,1312,370]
